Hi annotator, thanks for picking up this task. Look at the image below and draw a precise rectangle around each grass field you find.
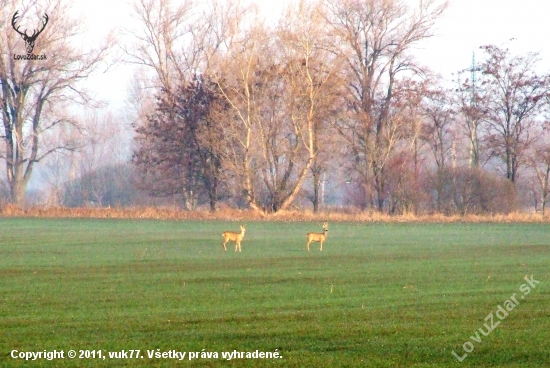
[0,218,548,367]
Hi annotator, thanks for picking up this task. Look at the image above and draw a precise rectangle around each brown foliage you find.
[1,204,548,223]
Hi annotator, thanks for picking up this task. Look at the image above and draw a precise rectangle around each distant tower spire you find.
[469,51,479,168]
[471,52,476,104]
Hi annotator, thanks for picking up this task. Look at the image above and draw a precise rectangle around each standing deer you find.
[306,222,328,251]
[222,225,246,252]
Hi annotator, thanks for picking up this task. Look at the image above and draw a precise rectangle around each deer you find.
[12,11,49,54]
[222,225,246,252]
[306,222,328,251]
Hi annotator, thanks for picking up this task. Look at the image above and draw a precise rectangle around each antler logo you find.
[11,11,49,54]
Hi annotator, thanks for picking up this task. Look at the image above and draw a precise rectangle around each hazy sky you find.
[73,0,550,107]
[413,0,550,77]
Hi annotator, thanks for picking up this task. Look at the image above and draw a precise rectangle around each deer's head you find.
[12,11,49,54]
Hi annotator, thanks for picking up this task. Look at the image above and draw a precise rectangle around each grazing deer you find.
[222,225,246,252]
[306,222,328,251]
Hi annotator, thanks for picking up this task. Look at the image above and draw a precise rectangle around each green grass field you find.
[0,218,548,367]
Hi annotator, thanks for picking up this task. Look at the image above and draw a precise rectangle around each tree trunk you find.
[311,167,321,213]
[278,156,315,212]
[312,180,320,213]
[11,182,26,208]
[373,164,386,212]
[209,196,216,212]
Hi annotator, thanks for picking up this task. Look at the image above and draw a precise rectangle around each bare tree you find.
[455,56,486,169]
[190,0,252,72]
[478,45,549,184]
[214,2,339,213]
[526,129,550,215]
[213,18,266,212]
[124,0,249,105]
[124,0,195,93]
[126,0,254,210]
[0,0,113,207]
[282,0,343,213]
[367,77,430,214]
[325,0,447,211]
[420,79,456,211]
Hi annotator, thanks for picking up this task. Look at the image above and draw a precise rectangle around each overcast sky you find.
[75,0,550,108]
[413,0,550,77]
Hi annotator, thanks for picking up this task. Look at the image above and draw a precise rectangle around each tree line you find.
[128,0,550,215]
[2,0,550,215]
